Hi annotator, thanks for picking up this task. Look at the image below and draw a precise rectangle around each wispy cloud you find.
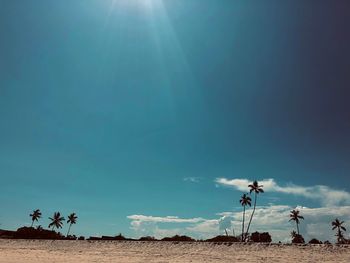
[183,177,201,183]
[215,178,350,206]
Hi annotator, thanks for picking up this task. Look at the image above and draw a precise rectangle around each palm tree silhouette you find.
[332,218,346,244]
[66,213,78,236]
[48,212,65,232]
[29,209,42,228]
[245,180,264,241]
[289,209,304,235]
[239,193,251,241]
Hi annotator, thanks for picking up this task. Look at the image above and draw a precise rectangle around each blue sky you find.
[1,0,350,241]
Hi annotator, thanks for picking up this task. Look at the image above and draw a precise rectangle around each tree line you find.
[30,210,78,237]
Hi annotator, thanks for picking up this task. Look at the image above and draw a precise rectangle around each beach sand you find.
[0,239,349,263]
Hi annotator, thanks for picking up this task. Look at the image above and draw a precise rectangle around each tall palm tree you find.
[289,209,304,235]
[29,209,42,228]
[245,180,264,240]
[332,218,346,243]
[48,212,65,232]
[66,213,78,236]
[239,193,251,241]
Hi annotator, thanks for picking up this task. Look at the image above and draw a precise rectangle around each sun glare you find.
[109,0,163,13]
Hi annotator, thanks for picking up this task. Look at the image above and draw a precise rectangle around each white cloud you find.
[215,178,350,206]
[186,220,219,239]
[127,214,220,239]
[127,178,350,242]
[218,205,350,242]
[218,216,234,233]
[128,205,350,242]
[127,215,205,223]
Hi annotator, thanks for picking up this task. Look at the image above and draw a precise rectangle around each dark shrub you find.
[292,234,305,244]
[250,232,272,243]
[204,235,240,242]
[99,234,127,240]
[161,235,195,242]
[78,236,85,240]
[309,238,322,244]
[0,229,15,238]
[101,236,117,240]
[88,236,101,240]
[14,227,63,239]
[114,233,127,240]
[139,236,157,241]
[337,238,350,244]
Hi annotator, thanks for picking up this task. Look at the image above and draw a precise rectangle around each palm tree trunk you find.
[67,224,72,237]
[296,222,299,235]
[338,228,342,243]
[31,220,34,228]
[245,193,257,241]
[242,206,246,242]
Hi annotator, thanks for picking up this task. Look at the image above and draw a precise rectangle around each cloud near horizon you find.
[128,205,350,242]
[215,178,350,206]
[127,215,205,223]
[127,179,350,241]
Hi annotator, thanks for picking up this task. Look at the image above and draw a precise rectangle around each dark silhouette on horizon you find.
[332,218,347,244]
[239,193,251,242]
[29,209,42,228]
[244,180,264,241]
[66,213,78,237]
[289,209,304,236]
[289,209,305,244]
[250,232,272,243]
[48,212,65,232]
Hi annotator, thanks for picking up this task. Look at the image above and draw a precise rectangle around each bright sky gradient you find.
[1,0,350,242]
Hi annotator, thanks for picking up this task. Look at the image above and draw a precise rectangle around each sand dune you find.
[1,239,349,263]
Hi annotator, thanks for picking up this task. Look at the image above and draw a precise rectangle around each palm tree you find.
[66,213,78,236]
[289,209,304,235]
[332,218,346,244]
[29,209,42,228]
[239,193,251,241]
[48,212,65,232]
[245,180,264,240]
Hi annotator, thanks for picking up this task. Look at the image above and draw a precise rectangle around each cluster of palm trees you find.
[30,209,78,236]
[289,209,347,243]
[238,180,348,243]
[239,180,264,241]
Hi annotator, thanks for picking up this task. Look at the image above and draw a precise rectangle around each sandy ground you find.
[0,240,349,263]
